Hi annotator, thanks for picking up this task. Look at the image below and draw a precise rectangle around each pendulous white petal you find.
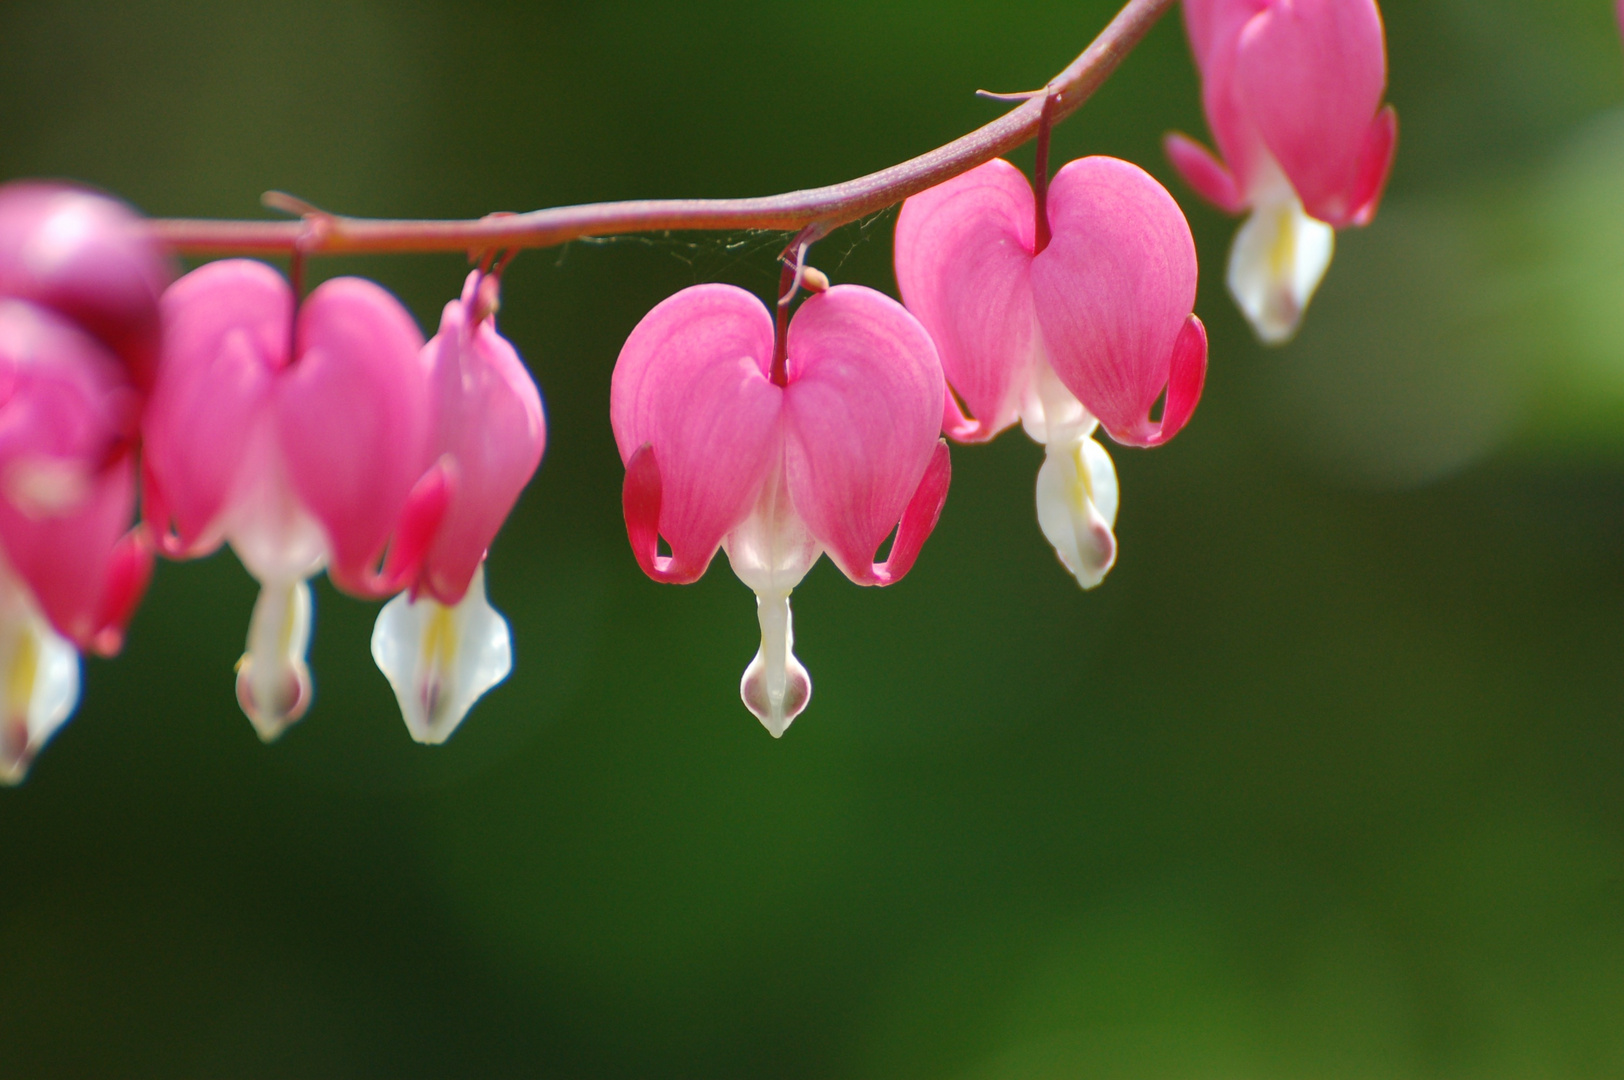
[1035,433,1119,590]
[724,457,818,737]
[371,562,513,745]
[1227,190,1336,346]
[235,577,314,743]
[0,583,80,786]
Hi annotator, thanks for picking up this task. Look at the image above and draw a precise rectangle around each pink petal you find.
[1234,0,1388,227]
[610,284,781,582]
[1347,105,1398,228]
[1031,157,1202,449]
[894,158,1039,441]
[779,286,946,583]
[415,282,546,605]
[0,183,173,391]
[1185,0,1273,198]
[143,259,289,555]
[86,524,154,657]
[275,277,432,598]
[1183,0,1268,71]
[1164,132,1246,215]
[0,300,139,648]
[381,458,454,597]
[852,439,950,587]
[621,442,700,584]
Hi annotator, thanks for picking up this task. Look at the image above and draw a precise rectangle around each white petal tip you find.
[236,656,312,743]
[372,565,513,746]
[1227,196,1335,347]
[0,603,81,784]
[739,589,811,738]
[741,654,810,738]
[237,579,314,742]
[1036,436,1119,591]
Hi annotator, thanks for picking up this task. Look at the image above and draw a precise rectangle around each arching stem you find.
[146,0,1177,257]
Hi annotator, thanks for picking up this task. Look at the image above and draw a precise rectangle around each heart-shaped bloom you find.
[0,183,166,783]
[372,270,546,745]
[611,283,950,736]
[895,155,1206,589]
[1166,0,1396,342]
[144,259,436,741]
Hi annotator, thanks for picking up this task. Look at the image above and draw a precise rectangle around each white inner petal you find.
[739,595,810,738]
[724,455,819,737]
[225,421,329,584]
[1019,355,1096,448]
[235,576,314,743]
[371,563,514,746]
[1227,188,1336,346]
[0,575,80,786]
[1035,433,1119,590]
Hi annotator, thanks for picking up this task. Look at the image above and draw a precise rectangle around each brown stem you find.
[1032,89,1058,256]
[146,0,1176,257]
[770,260,797,388]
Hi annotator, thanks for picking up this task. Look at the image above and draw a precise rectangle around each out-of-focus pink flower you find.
[372,270,546,744]
[144,259,436,741]
[611,282,950,736]
[895,156,1205,589]
[0,183,173,391]
[0,182,169,783]
[1166,0,1396,342]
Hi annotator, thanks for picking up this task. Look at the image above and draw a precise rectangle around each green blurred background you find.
[4,0,1624,1075]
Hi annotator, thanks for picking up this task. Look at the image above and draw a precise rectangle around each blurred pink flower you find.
[0,182,169,783]
[372,270,546,745]
[895,156,1205,589]
[1166,0,1396,342]
[144,259,436,740]
[611,283,950,736]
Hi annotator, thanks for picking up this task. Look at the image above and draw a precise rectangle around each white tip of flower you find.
[0,604,80,786]
[235,577,314,743]
[1036,434,1119,590]
[371,563,513,745]
[739,590,810,738]
[1227,194,1336,346]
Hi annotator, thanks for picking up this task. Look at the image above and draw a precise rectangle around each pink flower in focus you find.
[1166,0,1396,342]
[144,259,436,741]
[895,156,1206,589]
[611,282,950,736]
[0,182,167,783]
[372,270,547,744]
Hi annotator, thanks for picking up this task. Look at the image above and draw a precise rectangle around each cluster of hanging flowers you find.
[0,0,1393,781]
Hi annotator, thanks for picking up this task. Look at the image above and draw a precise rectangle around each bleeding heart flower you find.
[0,182,167,784]
[611,282,950,736]
[894,155,1205,589]
[144,259,436,741]
[372,270,546,745]
[1166,0,1396,343]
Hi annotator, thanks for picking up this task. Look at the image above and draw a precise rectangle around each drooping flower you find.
[0,183,167,783]
[144,259,438,741]
[894,155,1206,589]
[1166,0,1396,343]
[611,282,950,736]
[372,270,546,745]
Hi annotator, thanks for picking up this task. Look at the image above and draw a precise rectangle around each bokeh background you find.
[3,0,1624,1075]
